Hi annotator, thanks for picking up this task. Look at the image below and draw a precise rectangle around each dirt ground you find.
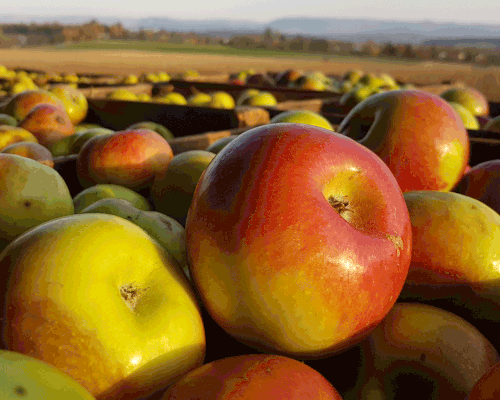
[3,48,500,100]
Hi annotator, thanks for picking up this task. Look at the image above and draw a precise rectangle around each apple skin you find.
[0,213,206,400]
[349,302,499,400]
[0,350,96,400]
[454,160,500,215]
[0,125,38,151]
[468,361,500,400]
[441,86,490,117]
[1,141,54,168]
[162,354,343,400]
[50,84,89,126]
[76,129,174,191]
[269,109,334,131]
[3,89,64,122]
[398,191,500,344]
[185,123,412,358]
[337,90,470,192]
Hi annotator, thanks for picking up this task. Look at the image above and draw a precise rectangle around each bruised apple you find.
[186,123,412,358]
[77,129,174,190]
[337,90,470,192]
[0,213,206,400]
[162,354,343,399]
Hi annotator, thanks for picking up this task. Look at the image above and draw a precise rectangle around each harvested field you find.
[2,48,500,100]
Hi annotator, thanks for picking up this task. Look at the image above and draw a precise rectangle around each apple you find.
[0,153,74,244]
[72,183,153,213]
[162,354,343,399]
[79,198,188,279]
[349,302,499,399]
[454,160,500,215]
[342,69,364,85]
[269,110,334,131]
[125,121,173,141]
[236,89,261,106]
[151,150,216,226]
[206,91,235,109]
[483,115,500,133]
[121,74,139,85]
[398,190,500,347]
[186,92,212,107]
[69,127,115,155]
[50,84,89,126]
[0,113,17,126]
[468,361,500,400]
[2,89,64,122]
[240,91,278,107]
[0,350,96,400]
[1,141,54,168]
[337,90,470,192]
[275,69,303,87]
[18,103,75,148]
[0,125,38,151]
[76,129,174,191]
[185,123,412,358]
[448,101,480,130]
[338,84,373,113]
[136,93,151,102]
[205,135,238,154]
[153,92,187,105]
[106,89,139,101]
[0,213,206,400]
[441,86,490,117]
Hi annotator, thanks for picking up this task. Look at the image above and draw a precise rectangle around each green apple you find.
[72,183,152,213]
[0,213,206,400]
[46,133,82,157]
[125,121,174,141]
[339,84,373,112]
[441,87,490,117]
[152,150,216,226]
[79,198,188,278]
[269,110,334,131]
[69,127,115,155]
[0,350,96,399]
[205,136,238,154]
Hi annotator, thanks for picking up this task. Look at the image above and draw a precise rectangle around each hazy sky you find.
[4,0,500,25]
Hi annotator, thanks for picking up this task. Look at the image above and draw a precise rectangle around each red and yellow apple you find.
[350,302,499,399]
[1,89,64,122]
[269,110,334,130]
[0,213,206,400]
[76,129,174,190]
[185,123,412,358]
[0,125,38,151]
[454,159,500,215]
[162,354,343,399]
[337,90,470,192]
[1,141,54,168]
[441,86,490,117]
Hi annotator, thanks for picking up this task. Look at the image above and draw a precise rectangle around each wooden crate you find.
[83,99,270,137]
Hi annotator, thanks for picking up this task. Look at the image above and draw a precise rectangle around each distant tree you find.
[402,44,417,59]
[380,42,398,57]
[309,38,329,53]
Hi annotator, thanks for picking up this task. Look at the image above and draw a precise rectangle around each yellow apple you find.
[106,89,139,101]
[50,84,89,126]
[0,213,206,400]
[269,110,334,130]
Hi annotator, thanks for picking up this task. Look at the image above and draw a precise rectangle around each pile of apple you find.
[3,79,500,400]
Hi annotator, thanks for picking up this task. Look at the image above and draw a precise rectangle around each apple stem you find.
[328,196,350,215]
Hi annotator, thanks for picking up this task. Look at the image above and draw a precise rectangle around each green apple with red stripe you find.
[185,123,412,358]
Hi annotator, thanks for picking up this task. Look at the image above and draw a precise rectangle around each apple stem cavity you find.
[120,283,149,313]
[328,196,350,216]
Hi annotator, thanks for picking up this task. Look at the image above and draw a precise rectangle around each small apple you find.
[50,84,89,126]
[69,127,115,155]
[125,121,173,141]
[122,74,138,85]
[77,129,174,191]
[236,89,261,106]
[153,92,187,105]
[337,90,470,192]
[0,113,18,126]
[0,125,38,151]
[240,91,278,107]
[0,213,206,400]
[205,135,238,154]
[106,89,139,101]
[72,183,152,213]
[162,354,343,399]
[342,69,364,85]
[275,69,303,86]
[206,91,235,109]
[2,89,64,122]
[0,350,96,400]
[269,110,334,131]
[151,149,216,226]
[186,123,412,358]
[441,86,490,117]
[186,92,212,107]
[1,141,54,168]
[338,84,373,113]
[18,103,75,148]
[349,302,499,399]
